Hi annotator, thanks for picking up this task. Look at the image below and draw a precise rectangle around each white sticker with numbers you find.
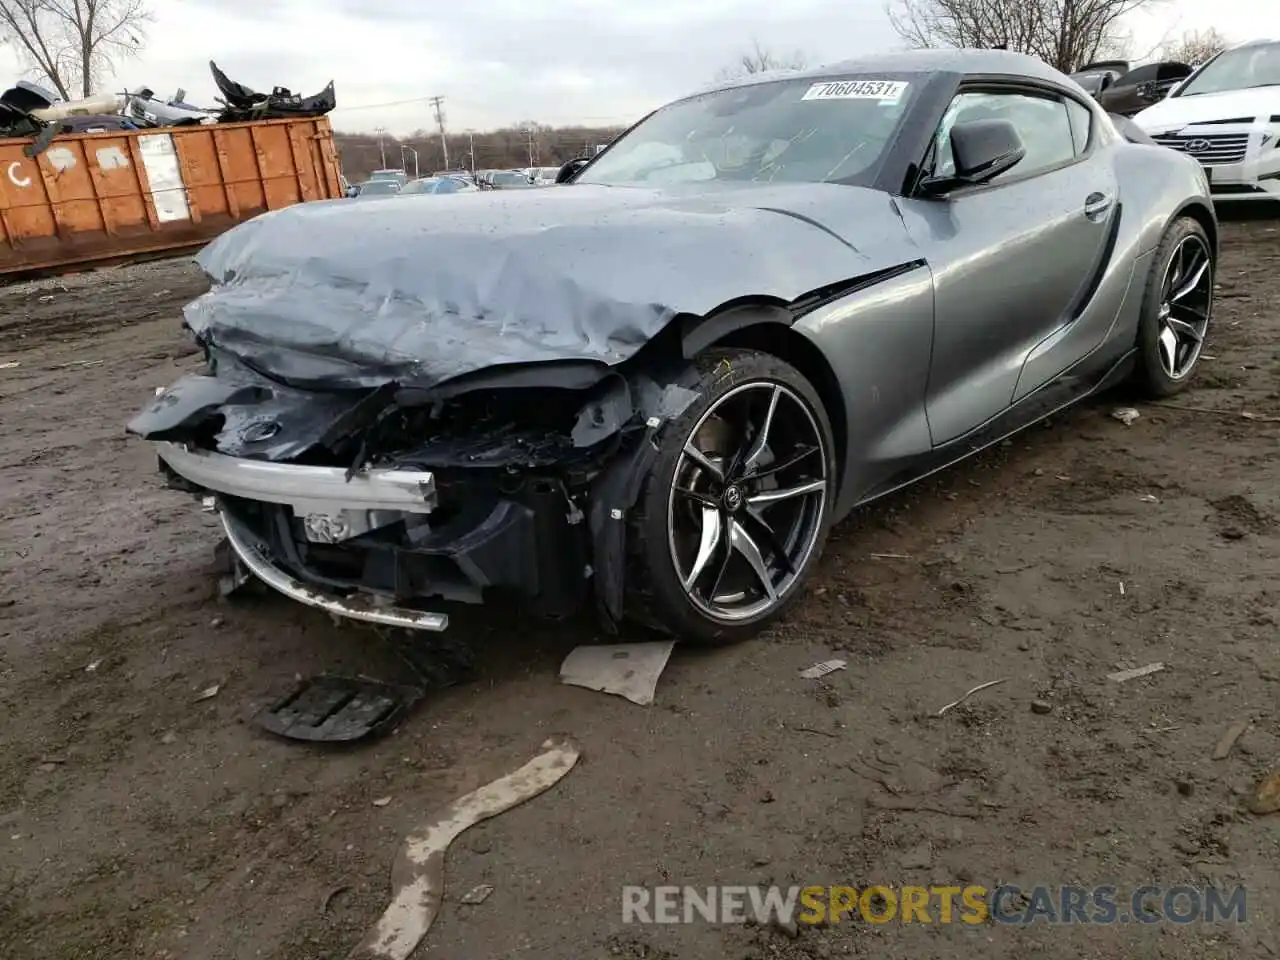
[800,79,909,103]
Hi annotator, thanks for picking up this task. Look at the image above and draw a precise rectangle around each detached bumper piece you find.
[255,675,423,742]
[158,440,590,630]
[156,442,438,514]
[222,511,449,631]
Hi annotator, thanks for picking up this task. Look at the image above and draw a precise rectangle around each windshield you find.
[575,75,916,187]
[1177,43,1280,96]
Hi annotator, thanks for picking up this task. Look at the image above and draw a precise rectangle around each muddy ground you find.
[1,222,1278,960]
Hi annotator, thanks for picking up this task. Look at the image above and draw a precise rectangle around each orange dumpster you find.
[0,115,344,276]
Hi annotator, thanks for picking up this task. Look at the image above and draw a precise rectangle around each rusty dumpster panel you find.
[0,116,343,276]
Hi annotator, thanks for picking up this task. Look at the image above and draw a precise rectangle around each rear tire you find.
[624,348,836,645]
[1132,216,1215,398]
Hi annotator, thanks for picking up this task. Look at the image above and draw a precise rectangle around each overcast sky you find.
[0,0,1270,134]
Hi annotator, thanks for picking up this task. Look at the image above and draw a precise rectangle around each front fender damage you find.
[130,345,700,633]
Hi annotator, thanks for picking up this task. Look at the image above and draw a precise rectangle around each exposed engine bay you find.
[130,342,700,632]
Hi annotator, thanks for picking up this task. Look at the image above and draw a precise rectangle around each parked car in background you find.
[131,49,1216,646]
[367,168,408,187]
[485,169,538,189]
[1072,60,1194,116]
[527,166,561,185]
[1071,60,1130,97]
[1134,38,1280,204]
[350,178,402,199]
[400,175,478,196]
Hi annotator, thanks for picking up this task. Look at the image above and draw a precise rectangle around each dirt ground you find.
[1,221,1278,960]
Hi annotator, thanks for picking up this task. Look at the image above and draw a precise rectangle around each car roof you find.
[689,48,1066,100]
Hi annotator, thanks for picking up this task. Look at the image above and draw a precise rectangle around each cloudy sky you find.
[0,0,1268,134]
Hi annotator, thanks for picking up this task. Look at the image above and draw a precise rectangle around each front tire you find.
[625,348,836,645]
[1132,216,1215,398]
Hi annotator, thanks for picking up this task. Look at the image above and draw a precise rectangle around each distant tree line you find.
[335,122,629,182]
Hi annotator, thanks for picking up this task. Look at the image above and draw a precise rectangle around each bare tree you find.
[1161,27,1229,65]
[716,39,808,81]
[0,0,150,99]
[886,0,1168,73]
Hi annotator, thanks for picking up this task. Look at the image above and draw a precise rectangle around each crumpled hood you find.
[1135,86,1280,131]
[186,181,916,390]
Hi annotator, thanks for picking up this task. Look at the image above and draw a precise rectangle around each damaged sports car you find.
[129,49,1216,645]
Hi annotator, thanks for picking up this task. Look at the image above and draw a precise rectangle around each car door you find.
[895,85,1119,446]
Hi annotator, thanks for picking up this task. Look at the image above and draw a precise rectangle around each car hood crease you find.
[185,182,917,390]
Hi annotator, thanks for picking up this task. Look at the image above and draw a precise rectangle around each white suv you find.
[1134,38,1280,203]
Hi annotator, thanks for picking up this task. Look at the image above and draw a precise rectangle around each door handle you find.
[1084,192,1114,220]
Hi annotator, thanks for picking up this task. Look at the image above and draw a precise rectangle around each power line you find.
[329,94,639,127]
[330,95,436,113]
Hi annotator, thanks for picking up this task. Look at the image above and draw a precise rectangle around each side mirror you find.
[555,157,590,184]
[920,119,1025,196]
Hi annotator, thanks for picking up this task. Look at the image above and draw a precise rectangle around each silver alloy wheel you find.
[1156,234,1213,381]
[666,381,828,623]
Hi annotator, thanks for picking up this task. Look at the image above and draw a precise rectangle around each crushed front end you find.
[130,348,694,633]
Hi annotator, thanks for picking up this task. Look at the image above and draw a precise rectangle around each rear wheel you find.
[625,348,835,644]
[1132,216,1215,397]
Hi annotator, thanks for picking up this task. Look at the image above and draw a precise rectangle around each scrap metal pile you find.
[0,60,335,157]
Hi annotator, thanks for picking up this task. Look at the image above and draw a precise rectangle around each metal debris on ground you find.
[1241,411,1280,423]
[254,675,424,743]
[458,884,494,905]
[350,736,580,960]
[1111,407,1140,425]
[869,552,910,560]
[193,684,220,702]
[799,659,847,680]
[372,796,391,807]
[1248,770,1280,815]
[935,677,1009,716]
[1137,494,1160,503]
[558,641,676,706]
[1212,719,1251,760]
[0,360,19,370]
[1106,662,1166,683]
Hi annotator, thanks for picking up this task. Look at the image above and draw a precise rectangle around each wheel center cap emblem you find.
[723,485,744,512]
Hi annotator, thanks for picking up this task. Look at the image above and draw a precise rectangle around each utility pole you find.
[429,96,449,171]
[466,129,476,179]
[526,124,535,169]
[376,126,387,169]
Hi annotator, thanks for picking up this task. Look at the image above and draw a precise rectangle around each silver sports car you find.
[129,49,1216,646]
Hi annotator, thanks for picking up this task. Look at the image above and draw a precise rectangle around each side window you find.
[1065,98,1092,155]
[930,90,1080,183]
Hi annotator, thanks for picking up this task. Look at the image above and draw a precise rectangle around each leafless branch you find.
[886,0,1170,72]
[0,0,151,99]
[1161,27,1230,65]
[716,39,809,81]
